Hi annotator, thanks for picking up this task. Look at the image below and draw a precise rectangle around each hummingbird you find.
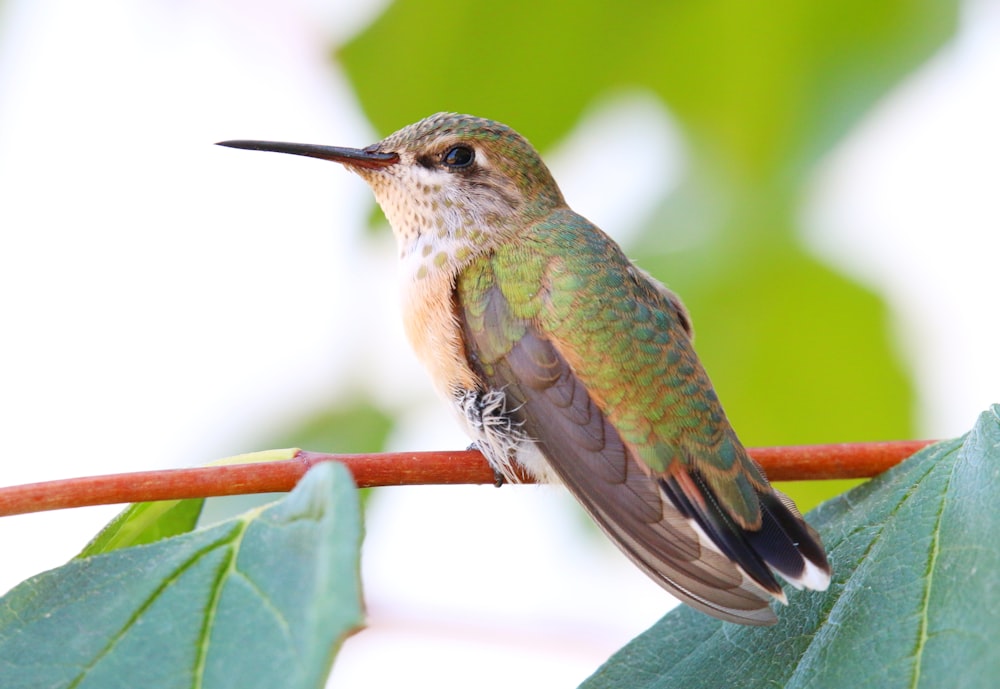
[218,113,831,625]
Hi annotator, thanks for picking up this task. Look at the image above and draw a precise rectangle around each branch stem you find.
[0,440,935,518]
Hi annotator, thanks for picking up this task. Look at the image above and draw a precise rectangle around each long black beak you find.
[216,140,399,170]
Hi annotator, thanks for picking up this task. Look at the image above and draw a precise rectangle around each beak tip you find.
[216,140,257,151]
[214,139,398,169]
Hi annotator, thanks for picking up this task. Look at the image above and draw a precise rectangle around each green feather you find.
[459,209,766,526]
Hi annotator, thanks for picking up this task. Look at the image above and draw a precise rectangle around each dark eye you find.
[442,145,475,169]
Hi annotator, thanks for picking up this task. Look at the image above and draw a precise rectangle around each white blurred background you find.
[0,0,998,686]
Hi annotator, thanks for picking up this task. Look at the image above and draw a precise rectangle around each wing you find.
[456,215,830,624]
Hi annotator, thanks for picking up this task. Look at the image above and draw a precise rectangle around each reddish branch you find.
[0,440,934,518]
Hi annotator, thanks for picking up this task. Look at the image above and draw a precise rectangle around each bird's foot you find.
[467,441,506,487]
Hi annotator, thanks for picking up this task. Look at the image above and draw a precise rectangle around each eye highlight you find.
[442,145,475,169]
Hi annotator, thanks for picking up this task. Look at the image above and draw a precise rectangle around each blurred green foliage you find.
[266,397,394,455]
[336,0,958,509]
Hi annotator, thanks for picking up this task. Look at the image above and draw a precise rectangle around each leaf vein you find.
[786,455,944,687]
[231,568,296,650]
[192,517,252,689]
[66,524,244,689]
[909,463,952,689]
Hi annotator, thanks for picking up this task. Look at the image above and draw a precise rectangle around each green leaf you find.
[78,498,204,558]
[0,462,364,689]
[340,0,957,175]
[581,405,1000,689]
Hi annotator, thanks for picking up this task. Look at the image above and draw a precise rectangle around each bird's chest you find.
[397,254,559,484]
[398,259,480,400]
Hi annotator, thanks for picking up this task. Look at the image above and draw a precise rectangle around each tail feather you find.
[661,471,831,597]
[754,489,831,591]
